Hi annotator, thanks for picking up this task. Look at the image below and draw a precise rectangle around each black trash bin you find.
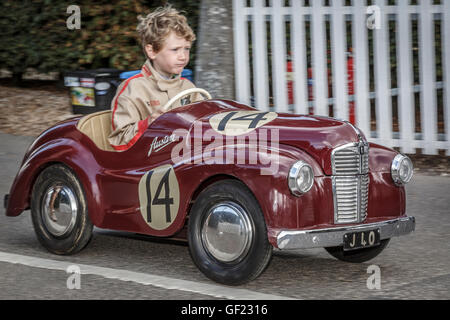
[63,69,123,114]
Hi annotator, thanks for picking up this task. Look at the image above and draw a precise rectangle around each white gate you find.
[233,0,450,155]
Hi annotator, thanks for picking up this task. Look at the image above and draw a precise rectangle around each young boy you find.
[108,5,203,151]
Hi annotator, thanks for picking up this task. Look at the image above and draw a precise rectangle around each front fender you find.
[230,144,333,244]
[173,142,326,236]
[369,142,398,172]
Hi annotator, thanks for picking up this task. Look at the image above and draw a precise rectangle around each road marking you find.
[0,251,293,300]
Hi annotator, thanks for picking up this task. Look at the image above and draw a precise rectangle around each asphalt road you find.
[0,132,449,301]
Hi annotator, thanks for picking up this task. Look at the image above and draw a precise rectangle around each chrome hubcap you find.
[41,183,77,237]
[201,201,254,263]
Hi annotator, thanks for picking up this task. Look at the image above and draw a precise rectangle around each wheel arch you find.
[184,174,248,223]
[189,174,241,206]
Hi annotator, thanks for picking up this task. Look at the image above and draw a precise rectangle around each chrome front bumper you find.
[277,216,415,250]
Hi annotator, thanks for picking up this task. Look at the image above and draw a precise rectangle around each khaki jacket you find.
[108,60,202,151]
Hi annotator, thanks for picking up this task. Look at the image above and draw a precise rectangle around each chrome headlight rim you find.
[288,160,315,196]
[391,154,414,186]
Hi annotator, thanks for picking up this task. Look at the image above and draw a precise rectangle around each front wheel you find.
[31,164,93,255]
[325,239,390,263]
[188,180,272,285]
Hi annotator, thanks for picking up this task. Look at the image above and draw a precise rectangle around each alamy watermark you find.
[167,124,280,176]
[367,5,382,30]
[366,265,381,290]
[66,5,81,30]
[66,265,81,289]
[142,111,281,176]
[65,4,381,31]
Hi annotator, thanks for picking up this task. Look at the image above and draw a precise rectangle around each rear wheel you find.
[188,180,272,285]
[325,239,390,263]
[31,164,93,255]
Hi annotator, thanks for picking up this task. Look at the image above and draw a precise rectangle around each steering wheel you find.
[162,88,212,112]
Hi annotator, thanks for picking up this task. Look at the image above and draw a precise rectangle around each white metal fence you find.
[233,0,450,155]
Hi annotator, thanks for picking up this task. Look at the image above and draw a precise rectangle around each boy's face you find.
[145,32,191,78]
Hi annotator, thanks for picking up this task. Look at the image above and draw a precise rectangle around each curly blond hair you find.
[137,5,196,56]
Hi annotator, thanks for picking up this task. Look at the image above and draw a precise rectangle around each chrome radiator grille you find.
[331,142,369,224]
[333,144,369,175]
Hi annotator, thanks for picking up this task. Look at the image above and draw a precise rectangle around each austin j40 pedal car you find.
[4,88,415,285]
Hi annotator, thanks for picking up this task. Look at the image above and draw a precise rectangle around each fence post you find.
[419,0,438,155]
[445,0,450,155]
[331,0,348,121]
[373,0,392,147]
[233,0,251,104]
[397,1,415,154]
[311,0,328,116]
[353,0,371,138]
[252,0,270,111]
[271,0,288,113]
[291,0,308,115]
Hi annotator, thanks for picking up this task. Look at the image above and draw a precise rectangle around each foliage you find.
[0,0,200,79]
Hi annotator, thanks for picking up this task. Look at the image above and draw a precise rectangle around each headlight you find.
[288,161,314,196]
[391,154,413,186]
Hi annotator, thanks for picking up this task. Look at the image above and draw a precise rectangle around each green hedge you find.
[0,0,199,81]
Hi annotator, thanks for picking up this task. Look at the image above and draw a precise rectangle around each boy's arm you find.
[108,95,149,151]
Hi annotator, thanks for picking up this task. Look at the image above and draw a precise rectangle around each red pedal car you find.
[4,88,415,285]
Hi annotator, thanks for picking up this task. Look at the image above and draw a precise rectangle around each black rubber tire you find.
[31,164,93,255]
[325,239,390,263]
[188,179,273,285]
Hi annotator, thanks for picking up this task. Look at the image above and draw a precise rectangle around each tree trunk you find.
[195,0,235,100]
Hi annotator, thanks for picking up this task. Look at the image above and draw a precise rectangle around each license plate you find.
[343,229,380,251]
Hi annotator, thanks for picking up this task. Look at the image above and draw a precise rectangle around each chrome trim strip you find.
[344,121,368,144]
[277,217,415,250]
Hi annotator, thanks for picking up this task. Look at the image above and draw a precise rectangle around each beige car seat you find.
[76,110,116,152]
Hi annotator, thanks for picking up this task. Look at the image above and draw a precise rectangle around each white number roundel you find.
[138,164,180,231]
[209,111,278,136]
